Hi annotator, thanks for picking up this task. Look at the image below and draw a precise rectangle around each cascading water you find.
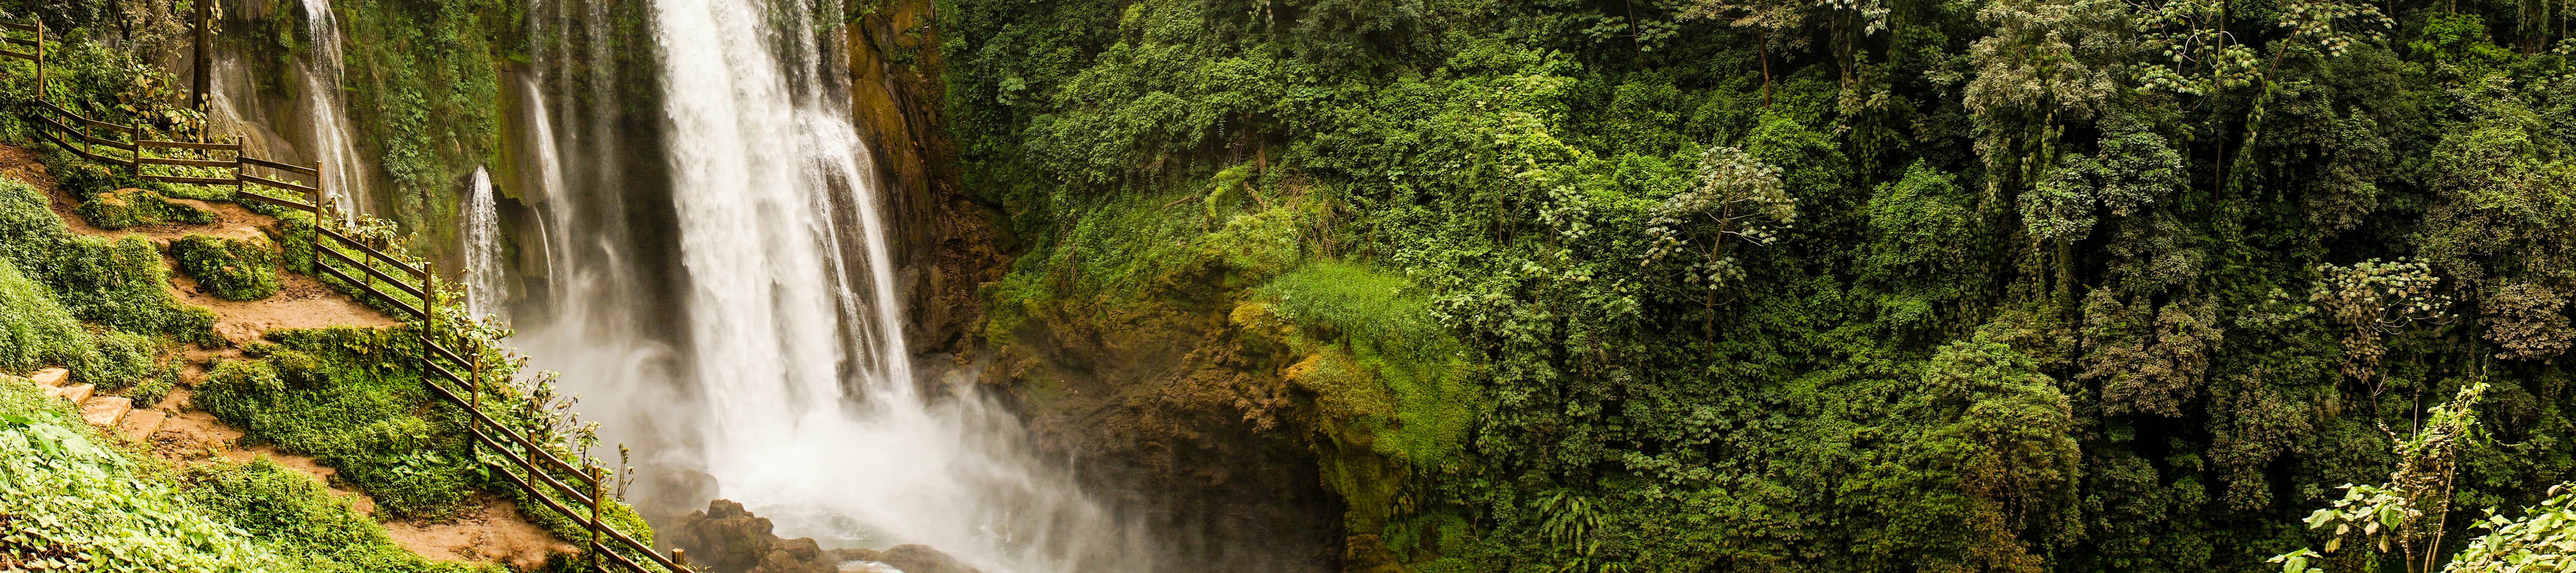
[297,0,369,218]
[462,166,504,316]
[640,0,1155,570]
[510,0,699,498]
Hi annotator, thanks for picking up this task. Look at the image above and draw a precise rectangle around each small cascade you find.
[297,0,369,218]
[462,167,504,317]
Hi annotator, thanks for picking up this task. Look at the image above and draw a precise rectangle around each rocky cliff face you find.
[846,3,1343,570]
[845,0,1005,358]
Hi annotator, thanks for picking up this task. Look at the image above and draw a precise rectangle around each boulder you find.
[667,499,820,573]
[668,500,981,573]
[29,368,67,388]
[80,396,131,427]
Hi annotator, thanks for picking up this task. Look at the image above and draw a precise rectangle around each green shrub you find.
[173,234,284,301]
[0,257,86,372]
[44,235,220,344]
[73,329,179,407]
[0,240,179,404]
[0,177,73,267]
[73,187,214,230]
[0,178,217,344]
[47,152,129,198]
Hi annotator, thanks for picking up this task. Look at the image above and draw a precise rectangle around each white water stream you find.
[462,166,503,316]
[642,0,1152,570]
[296,0,369,218]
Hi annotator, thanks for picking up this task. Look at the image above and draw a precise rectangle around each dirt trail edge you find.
[0,144,574,569]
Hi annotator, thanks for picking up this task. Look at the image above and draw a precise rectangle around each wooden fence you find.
[1,20,693,573]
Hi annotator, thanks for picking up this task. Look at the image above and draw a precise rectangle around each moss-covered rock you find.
[74,187,215,230]
[173,234,283,301]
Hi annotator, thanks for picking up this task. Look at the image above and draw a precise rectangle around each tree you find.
[1858,332,2083,573]
[2272,383,2490,573]
[2310,259,2453,390]
[1642,145,1794,337]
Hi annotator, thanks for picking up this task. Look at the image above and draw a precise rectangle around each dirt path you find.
[0,144,573,570]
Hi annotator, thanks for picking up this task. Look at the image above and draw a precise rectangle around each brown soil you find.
[382,497,578,570]
[0,143,571,569]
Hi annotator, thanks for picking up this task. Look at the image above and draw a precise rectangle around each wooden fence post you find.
[467,307,482,469]
[32,21,41,99]
[311,160,324,210]
[589,466,605,572]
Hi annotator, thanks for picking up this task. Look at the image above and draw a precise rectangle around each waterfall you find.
[462,167,504,317]
[641,0,1154,570]
[512,0,698,500]
[297,0,369,218]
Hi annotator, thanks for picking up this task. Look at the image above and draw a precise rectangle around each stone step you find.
[80,396,131,428]
[49,383,93,404]
[29,368,67,389]
[118,408,166,441]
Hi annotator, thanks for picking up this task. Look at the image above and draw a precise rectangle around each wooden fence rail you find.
[2,18,692,573]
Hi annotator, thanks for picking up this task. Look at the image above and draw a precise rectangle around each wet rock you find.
[667,500,981,573]
[870,544,978,573]
[666,500,794,573]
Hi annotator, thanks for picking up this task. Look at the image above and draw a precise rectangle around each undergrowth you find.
[0,372,495,572]
[173,234,284,301]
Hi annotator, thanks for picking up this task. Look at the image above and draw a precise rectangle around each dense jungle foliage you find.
[944,0,2576,570]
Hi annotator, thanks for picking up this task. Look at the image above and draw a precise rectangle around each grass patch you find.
[0,371,495,572]
[0,379,288,571]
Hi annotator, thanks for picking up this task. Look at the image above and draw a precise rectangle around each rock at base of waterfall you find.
[667,500,982,573]
[665,499,814,573]
[837,545,979,573]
